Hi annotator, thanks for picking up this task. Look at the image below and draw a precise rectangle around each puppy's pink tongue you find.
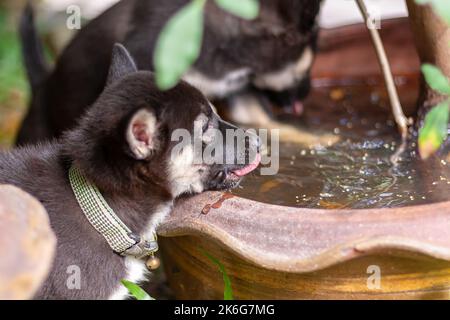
[232,154,261,177]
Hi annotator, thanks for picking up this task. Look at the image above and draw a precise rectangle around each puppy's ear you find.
[126,109,158,160]
[107,43,137,86]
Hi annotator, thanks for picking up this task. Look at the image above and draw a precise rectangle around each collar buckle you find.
[121,233,159,259]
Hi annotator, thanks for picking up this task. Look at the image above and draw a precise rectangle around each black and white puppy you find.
[16,0,321,144]
[1,44,260,299]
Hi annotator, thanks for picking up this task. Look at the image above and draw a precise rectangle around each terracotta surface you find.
[159,192,450,273]
[313,18,420,81]
[158,192,450,299]
[160,237,450,300]
[0,185,56,300]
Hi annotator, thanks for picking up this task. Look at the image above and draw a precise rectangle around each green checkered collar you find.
[68,165,158,259]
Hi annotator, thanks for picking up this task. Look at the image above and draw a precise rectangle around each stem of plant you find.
[356,0,412,141]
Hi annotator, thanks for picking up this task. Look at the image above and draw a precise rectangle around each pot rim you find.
[158,192,450,273]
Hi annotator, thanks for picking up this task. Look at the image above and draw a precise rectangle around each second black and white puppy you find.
[16,0,322,144]
[0,44,260,299]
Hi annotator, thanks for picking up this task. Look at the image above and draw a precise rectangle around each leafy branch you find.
[419,65,450,159]
[415,0,450,159]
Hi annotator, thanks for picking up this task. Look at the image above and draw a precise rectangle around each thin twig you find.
[389,138,407,164]
[356,0,413,140]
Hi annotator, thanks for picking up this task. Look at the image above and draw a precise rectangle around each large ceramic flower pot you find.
[158,192,450,300]
[157,19,450,300]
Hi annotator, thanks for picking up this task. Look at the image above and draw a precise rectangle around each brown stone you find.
[0,185,56,300]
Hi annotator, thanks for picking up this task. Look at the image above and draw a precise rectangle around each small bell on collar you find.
[146,254,161,271]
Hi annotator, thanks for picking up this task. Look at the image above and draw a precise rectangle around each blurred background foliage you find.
[0,1,27,148]
[0,0,78,149]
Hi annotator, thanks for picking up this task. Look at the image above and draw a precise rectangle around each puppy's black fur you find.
[16,0,321,145]
[2,45,259,299]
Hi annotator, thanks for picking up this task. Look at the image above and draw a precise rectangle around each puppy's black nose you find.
[264,77,311,115]
[295,76,312,101]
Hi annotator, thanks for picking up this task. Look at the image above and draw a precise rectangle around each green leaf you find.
[202,250,234,300]
[418,101,450,159]
[214,0,260,20]
[0,10,28,103]
[421,64,450,95]
[154,0,206,90]
[415,0,450,25]
[121,280,154,300]
[432,1,450,25]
